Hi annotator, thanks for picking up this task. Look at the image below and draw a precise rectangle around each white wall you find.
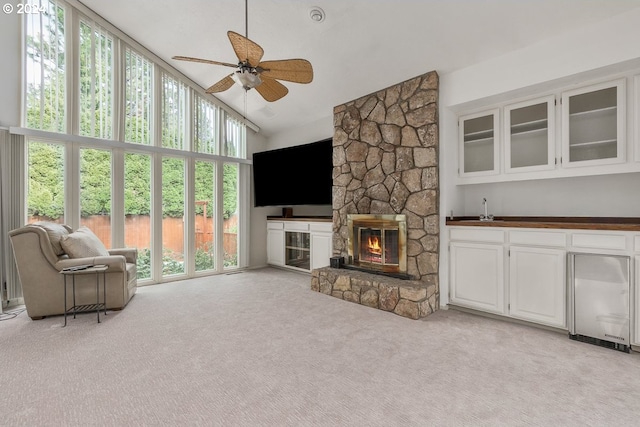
[0,11,22,127]
[264,115,333,151]
[246,129,270,267]
[440,8,640,218]
[461,173,640,217]
[441,8,640,109]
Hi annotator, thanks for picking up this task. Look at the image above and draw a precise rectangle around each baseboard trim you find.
[447,304,568,335]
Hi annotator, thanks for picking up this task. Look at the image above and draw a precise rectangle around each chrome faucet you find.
[480,198,494,222]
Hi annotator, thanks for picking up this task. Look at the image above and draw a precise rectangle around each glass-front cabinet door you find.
[561,79,625,167]
[285,231,310,270]
[504,96,555,173]
[459,109,500,177]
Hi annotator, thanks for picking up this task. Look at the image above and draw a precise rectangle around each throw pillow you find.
[60,226,110,258]
[32,222,70,256]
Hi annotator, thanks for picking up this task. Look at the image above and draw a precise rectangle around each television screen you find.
[252,138,332,207]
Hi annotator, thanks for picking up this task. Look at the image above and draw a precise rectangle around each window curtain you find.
[0,130,25,307]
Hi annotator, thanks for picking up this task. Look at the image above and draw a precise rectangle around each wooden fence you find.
[30,214,238,256]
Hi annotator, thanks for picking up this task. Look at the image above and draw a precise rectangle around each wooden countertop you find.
[446,216,640,232]
[267,216,332,222]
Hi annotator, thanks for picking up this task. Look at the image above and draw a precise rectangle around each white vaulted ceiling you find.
[79,0,640,138]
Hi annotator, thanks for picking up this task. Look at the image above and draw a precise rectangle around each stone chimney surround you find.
[311,70,440,320]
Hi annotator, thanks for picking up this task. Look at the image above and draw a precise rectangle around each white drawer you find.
[509,230,566,247]
[450,228,504,243]
[267,221,283,230]
[635,236,640,252]
[310,222,332,233]
[571,233,628,251]
[284,221,309,231]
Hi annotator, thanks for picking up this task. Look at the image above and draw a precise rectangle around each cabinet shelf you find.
[511,118,547,131]
[569,105,616,118]
[464,137,494,144]
[285,246,310,251]
[464,128,494,138]
[511,127,547,137]
[570,139,617,148]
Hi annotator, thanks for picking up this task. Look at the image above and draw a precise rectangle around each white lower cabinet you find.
[267,220,332,272]
[508,246,566,328]
[311,233,332,270]
[450,242,505,314]
[266,228,284,266]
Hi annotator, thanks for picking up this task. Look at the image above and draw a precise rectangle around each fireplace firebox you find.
[347,214,407,275]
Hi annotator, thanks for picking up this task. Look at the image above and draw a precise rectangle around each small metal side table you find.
[60,265,108,326]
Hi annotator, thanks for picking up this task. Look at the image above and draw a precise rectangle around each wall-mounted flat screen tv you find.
[253,138,332,207]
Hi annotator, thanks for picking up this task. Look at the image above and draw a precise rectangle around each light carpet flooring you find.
[1,267,639,426]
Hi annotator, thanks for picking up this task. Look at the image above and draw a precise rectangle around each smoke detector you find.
[309,7,325,23]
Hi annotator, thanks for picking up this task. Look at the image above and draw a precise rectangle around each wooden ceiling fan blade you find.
[255,77,288,102]
[258,59,314,84]
[227,31,264,67]
[206,74,235,93]
[172,56,237,68]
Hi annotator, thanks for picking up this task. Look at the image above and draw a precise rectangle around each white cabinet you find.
[456,76,639,185]
[285,231,311,270]
[504,96,555,173]
[266,223,284,266]
[450,242,505,314]
[509,246,566,328]
[311,233,332,270]
[458,109,500,177]
[448,226,639,334]
[266,220,332,272]
[561,79,626,167]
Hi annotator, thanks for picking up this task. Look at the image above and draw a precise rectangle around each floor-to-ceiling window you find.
[14,0,250,291]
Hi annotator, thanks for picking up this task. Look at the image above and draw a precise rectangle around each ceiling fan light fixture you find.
[309,7,325,23]
[232,69,262,90]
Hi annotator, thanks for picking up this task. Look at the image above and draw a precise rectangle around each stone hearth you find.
[311,70,440,319]
[312,267,438,320]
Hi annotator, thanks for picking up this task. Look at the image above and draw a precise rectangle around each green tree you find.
[195,161,215,217]
[80,149,111,217]
[124,153,151,216]
[27,142,64,219]
[162,157,185,218]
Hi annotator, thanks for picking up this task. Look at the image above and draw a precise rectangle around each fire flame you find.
[367,236,382,255]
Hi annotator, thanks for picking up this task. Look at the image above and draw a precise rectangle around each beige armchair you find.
[9,222,137,320]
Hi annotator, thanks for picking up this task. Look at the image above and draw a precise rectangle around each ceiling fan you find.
[172,1,313,102]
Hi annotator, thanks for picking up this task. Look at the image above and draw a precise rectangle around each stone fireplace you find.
[347,214,407,275]
[311,70,440,320]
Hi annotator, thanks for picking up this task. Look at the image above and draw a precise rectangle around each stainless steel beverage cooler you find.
[569,253,630,352]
